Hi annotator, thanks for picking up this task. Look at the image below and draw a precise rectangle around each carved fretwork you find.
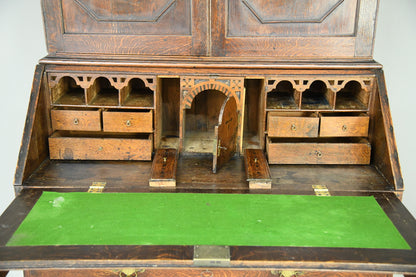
[181,77,244,110]
[48,73,156,91]
[265,76,374,93]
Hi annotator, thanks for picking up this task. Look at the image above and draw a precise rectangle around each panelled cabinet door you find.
[42,0,208,56]
[211,0,378,58]
[213,97,238,173]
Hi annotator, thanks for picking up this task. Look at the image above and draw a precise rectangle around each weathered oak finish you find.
[320,114,370,137]
[267,138,371,165]
[213,97,239,173]
[48,133,152,161]
[103,110,153,133]
[149,148,178,187]
[51,109,101,131]
[14,65,50,188]
[268,112,319,138]
[244,149,272,189]
[3,0,415,276]
[24,269,393,277]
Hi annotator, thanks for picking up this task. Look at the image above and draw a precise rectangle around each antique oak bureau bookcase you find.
[1,0,416,276]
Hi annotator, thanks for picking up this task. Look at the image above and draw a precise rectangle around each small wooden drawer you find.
[102,110,153,133]
[268,112,319,138]
[267,137,371,165]
[49,132,153,161]
[320,114,369,137]
[51,109,101,131]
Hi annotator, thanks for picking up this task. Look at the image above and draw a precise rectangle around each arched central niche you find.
[183,90,228,153]
[179,77,244,153]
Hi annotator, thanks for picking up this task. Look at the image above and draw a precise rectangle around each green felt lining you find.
[7,192,410,249]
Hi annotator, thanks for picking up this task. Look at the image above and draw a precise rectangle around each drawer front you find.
[267,140,371,165]
[320,116,369,137]
[51,110,101,131]
[49,136,152,161]
[103,111,153,133]
[268,115,319,138]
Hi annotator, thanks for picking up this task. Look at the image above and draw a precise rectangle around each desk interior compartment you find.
[102,109,153,133]
[51,108,102,132]
[320,112,370,137]
[267,111,319,138]
[48,131,153,161]
[267,137,371,165]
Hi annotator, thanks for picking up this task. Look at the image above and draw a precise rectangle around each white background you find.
[0,1,415,276]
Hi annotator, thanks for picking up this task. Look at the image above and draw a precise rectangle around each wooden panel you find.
[14,65,50,187]
[320,115,370,137]
[213,97,239,173]
[267,138,371,165]
[24,269,393,277]
[268,113,319,138]
[228,0,357,37]
[51,109,101,131]
[244,149,271,189]
[149,148,178,187]
[42,0,208,56]
[103,111,153,133]
[212,0,378,58]
[48,134,152,160]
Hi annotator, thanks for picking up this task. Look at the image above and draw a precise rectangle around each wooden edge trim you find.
[13,65,46,188]
[375,70,404,191]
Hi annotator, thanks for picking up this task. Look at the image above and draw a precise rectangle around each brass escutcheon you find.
[73,118,79,125]
[291,124,297,131]
[342,124,348,132]
[200,270,213,277]
[126,120,131,127]
[316,150,322,157]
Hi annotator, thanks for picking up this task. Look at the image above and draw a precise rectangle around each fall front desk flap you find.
[7,192,410,249]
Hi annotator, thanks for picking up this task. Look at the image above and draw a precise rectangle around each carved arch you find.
[181,78,244,110]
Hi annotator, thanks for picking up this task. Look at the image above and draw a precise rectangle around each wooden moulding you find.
[24,269,394,277]
[51,109,101,131]
[102,110,153,133]
[267,137,371,165]
[244,149,272,189]
[149,148,178,188]
[48,132,153,161]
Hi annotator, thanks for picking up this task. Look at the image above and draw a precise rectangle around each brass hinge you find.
[271,270,304,277]
[193,245,230,267]
[88,182,106,193]
[312,185,331,196]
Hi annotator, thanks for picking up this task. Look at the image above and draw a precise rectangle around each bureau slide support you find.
[149,148,178,187]
[245,149,272,189]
